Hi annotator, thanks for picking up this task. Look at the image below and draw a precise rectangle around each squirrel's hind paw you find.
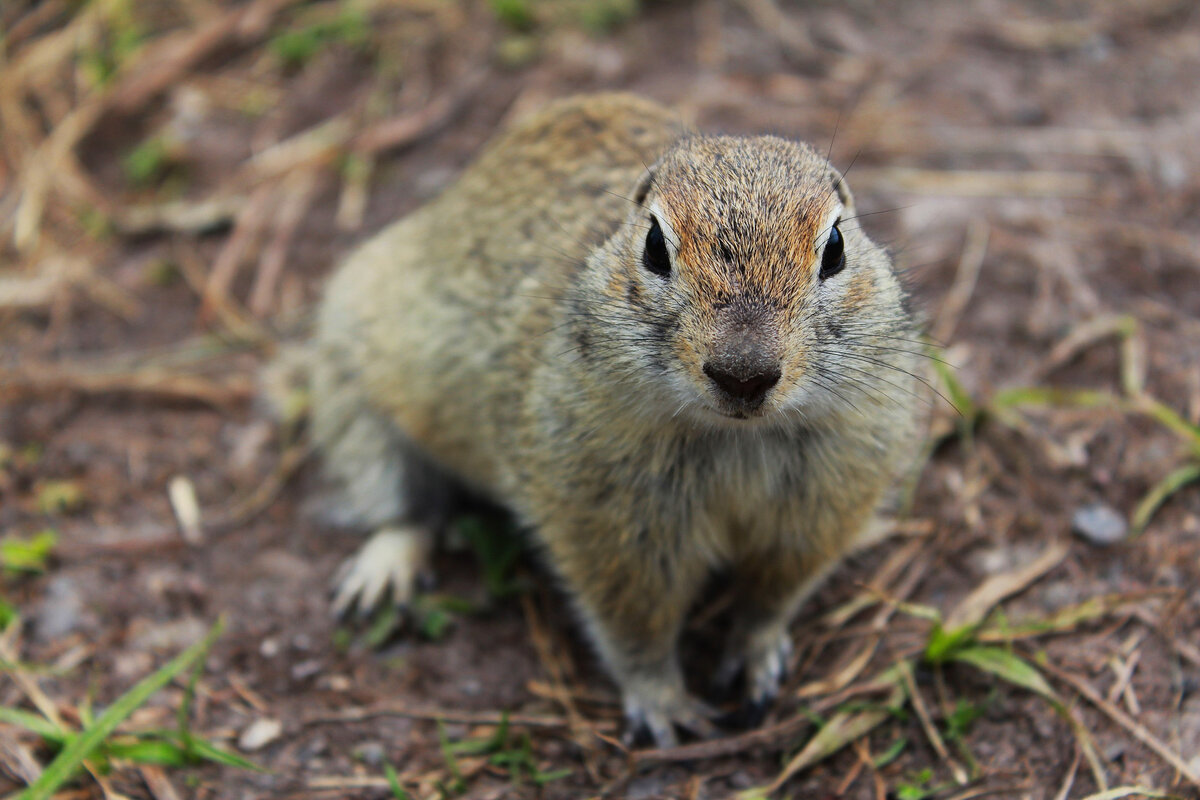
[622,684,720,749]
[330,525,434,618]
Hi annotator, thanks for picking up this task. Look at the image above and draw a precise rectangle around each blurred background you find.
[1,1,1199,798]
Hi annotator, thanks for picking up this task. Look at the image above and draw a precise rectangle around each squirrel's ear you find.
[632,168,655,207]
[830,168,855,214]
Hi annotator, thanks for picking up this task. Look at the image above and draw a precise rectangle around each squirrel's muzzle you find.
[702,304,782,412]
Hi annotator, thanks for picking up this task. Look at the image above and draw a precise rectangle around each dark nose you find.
[703,362,781,406]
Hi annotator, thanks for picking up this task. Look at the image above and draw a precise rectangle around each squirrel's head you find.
[579,135,911,426]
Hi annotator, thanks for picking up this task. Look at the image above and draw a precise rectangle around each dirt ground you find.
[2,1,1200,798]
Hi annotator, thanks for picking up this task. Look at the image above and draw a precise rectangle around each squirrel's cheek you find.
[837,272,876,315]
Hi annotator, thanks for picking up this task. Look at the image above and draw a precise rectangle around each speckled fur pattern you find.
[303,94,925,745]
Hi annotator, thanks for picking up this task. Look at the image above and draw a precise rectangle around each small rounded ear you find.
[632,168,655,206]
[830,168,855,214]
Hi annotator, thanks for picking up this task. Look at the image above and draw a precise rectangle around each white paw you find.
[621,677,719,749]
[745,630,793,705]
[713,628,793,705]
[330,526,432,618]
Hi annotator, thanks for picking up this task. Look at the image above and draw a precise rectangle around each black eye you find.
[643,216,671,278]
[819,223,845,280]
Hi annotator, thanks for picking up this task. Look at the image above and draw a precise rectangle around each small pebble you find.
[1071,503,1127,546]
[238,718,283,752]
[323,674,351,692]
[33,576,85,641]
[291,659,323,681]
[354,741,386,767]
[297,735,328,761]
[728,771,755,789]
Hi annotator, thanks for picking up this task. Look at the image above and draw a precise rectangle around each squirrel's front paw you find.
[621,677,720,749]
[330,525,433,618]
[713,628,793,728]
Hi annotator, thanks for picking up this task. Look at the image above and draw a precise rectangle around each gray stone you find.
[33,576,85,642]
[238,718,283,752]
[353,741,386,767]
[1071,503,1128,546]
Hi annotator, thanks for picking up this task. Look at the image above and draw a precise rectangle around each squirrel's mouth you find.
[706,398,775,421]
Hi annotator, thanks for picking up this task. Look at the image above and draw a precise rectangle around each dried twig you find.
[0,728,43,787]
[1041,660,1200,789]
[201,183,274,323]
[248,169,321,317]
[521,594,603,780]
[898,661,968,785]
[0,363,254,409]
[208,444,312,531]
[931,219,989,344]
[302,704,608,731]
[139,766,184,800]
[632,713,811,764]
[944,540,1069,631]
[107,0,298,113]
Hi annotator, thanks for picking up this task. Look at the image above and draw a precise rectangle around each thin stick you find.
[301,703,609,731]
[931,219,989,344]
[249,169,321,317]
[0,364,254,409]
[1041,660,1200,788]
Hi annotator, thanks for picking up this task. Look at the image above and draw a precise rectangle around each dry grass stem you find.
[931,219,989,344]
[944,540,1069,631]
[0,362,255,409]
[1042,661,1200,789]
[248,169,321,317]
[898,661,968,785]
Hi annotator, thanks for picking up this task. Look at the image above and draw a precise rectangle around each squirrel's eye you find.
[818,223,845,281]
[643,217,671,278]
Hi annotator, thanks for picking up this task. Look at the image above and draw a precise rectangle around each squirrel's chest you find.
[666,436,810,553]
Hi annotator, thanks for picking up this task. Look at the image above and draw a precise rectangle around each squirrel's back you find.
[312,94,684,497]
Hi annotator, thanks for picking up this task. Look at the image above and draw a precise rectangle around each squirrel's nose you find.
[703,362,781,407]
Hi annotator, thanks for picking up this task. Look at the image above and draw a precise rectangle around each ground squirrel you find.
[301,93,924,746]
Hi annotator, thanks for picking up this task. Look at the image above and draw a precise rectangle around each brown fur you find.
[298,94,926,746]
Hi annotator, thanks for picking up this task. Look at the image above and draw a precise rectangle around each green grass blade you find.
[977,592,1152,641]
[991,386,1117,411]
[449,712,509,755]
[0,707,69,743]
[1131,462,1200,535]
[15,617,224,800]
[1134,396,1200,453]
[1,529,59,574]
[181,733,266,771]
[930,358,976,425]
[951,646,1058,702]
[746,663,910,797]
[924,622,979,664]
[383,761,412,799]
[104,739,191,767]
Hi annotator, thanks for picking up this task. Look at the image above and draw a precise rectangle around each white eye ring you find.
[646,199,681,258]
[814,205,845,252]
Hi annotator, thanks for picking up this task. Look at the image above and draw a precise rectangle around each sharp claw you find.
[328,526,433,621]
[714,629,792,726]
[330,577,359,619]
[622,690,721,749]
